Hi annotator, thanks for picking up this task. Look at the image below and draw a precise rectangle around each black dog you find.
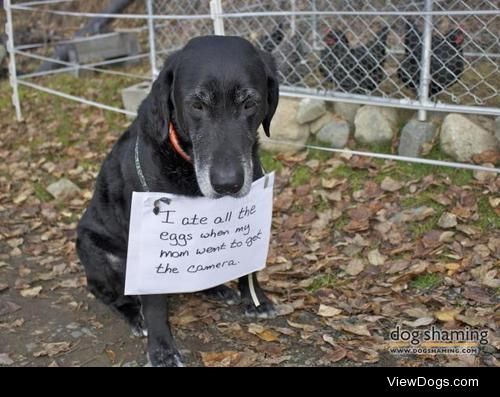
[76,36,279,367]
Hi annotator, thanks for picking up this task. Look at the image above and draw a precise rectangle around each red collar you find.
[169,122,192,163]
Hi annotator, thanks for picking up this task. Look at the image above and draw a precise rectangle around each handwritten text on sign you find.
[125,173,274,295]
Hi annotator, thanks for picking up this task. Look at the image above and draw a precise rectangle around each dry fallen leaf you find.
[381,177,403,192]
[402,317,434,328]
[481,270,500,289]
[105,348,117,364]
[403,308,432,318]
[444,262,461,275]
[276,304,295,316]
[367,249,386,266]
[345,259,365,276]
[33,342,71,358]
[272,327,295,336]
[323,347,347,363]
[341,323,372,337]
[7,238,23,249]
[489,197,500,209]
[438,212,458,229]
[287,320,317,333]
[434,308,462,322]
[455,315,487,327]
[321,178,342,189]
[200,351,241,367]
[20,286,43,298]
[463,287,493,304]
[322,334,337,347]
[0,318,25,331]
[248,323,280,342]
[318,304,342,318]
[57,278,84,289]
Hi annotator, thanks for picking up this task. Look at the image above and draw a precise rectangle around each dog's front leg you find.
[141,294,182,367]
[238,273,276,319]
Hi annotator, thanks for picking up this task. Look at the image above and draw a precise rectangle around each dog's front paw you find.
[148,347,183,367]
[130,320,148,338]
[202,285,241,305]
[243,297,277,319]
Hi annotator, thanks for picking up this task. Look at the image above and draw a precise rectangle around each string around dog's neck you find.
[134,122,191,192]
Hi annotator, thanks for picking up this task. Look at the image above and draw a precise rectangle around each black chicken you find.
[260,22,285,53]
[319,27,389,94]
[273,34,309,85]
[398,20,465,97]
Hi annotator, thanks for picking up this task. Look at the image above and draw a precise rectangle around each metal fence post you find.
[312,0,320,50]
[146,0,159,79]
[4,0,22,121]
[291,0,296,36]
[210,0,225,36]
[417,0,434,122]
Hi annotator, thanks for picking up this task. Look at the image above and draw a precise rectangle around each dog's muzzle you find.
[209,163,245,195]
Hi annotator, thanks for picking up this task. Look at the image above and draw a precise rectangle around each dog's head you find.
[142,36,279,198]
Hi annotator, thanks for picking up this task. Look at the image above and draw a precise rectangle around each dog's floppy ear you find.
[139,51,180,142]
[259,51,280,137]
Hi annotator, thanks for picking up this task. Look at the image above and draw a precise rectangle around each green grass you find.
[260,151,283,173]
[475,196,500,232]
[410,274,443,290]
[365,142,394,154]
[410,217,440,238]
[33,182,53,203]
[400,191,446,237]
[306,138,336,162]
[329,163,368,192]
[79,159,98,172]
[314,198,330,212]
[0,82,12,109]
[308,274,338,292]
[291,165,312,187]
[373,144,474,186]
[55,110,73,147]
[400,190,446,210]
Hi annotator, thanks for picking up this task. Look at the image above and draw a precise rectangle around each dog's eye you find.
[244,100,257,110]
[191,102,203,111]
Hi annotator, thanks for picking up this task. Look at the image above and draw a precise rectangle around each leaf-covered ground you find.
[0,74,498,367]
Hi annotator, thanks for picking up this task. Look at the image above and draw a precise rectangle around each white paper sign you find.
[125,173,275,295]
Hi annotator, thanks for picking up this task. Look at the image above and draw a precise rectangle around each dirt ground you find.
[0,74,499,367]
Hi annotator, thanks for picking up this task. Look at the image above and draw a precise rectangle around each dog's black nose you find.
[210,165,244,195]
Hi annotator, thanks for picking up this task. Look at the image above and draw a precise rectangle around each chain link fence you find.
[150,0,499,115]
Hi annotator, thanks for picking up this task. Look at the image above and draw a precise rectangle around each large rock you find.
[296,99,326,125]
[333,102,361,126]
[440,114,499,162]
[398,119,438,157]
[310,113,335,135]
[354,106,398,145]
[47,178,81,200]
[317,116,350,148]
[259,98,310,153]
[121,82,151,119]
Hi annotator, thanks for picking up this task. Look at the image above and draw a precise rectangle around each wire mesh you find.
[151,0,499,111]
